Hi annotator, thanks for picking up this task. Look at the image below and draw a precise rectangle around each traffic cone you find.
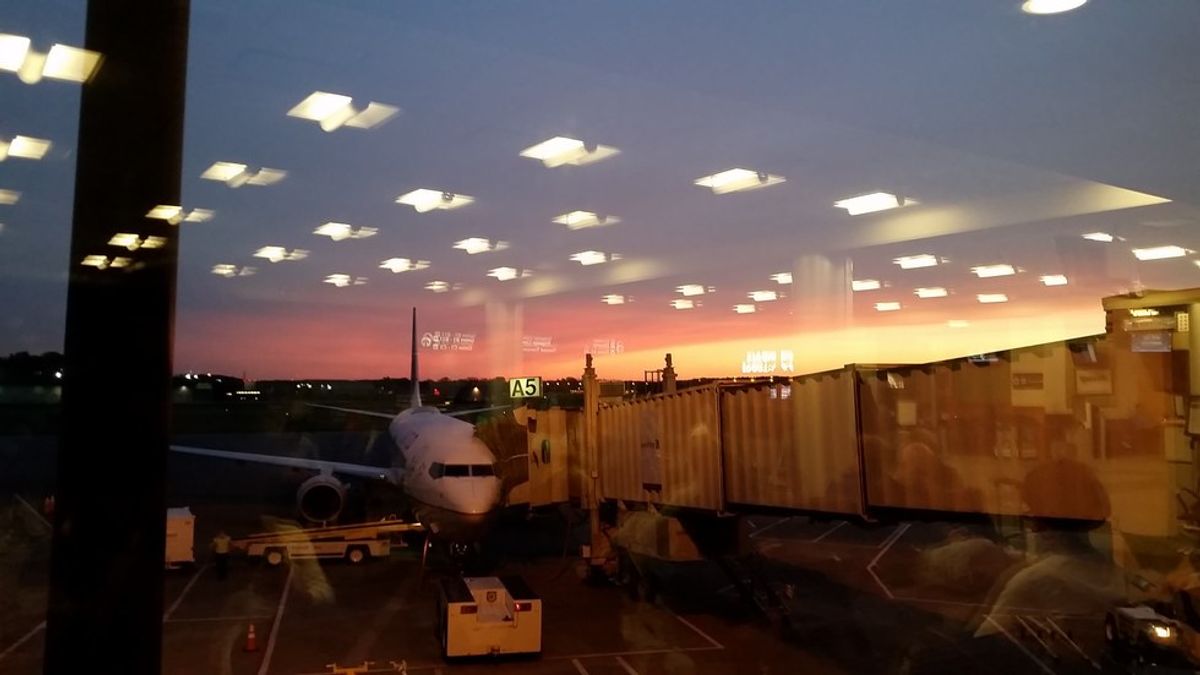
[243,623,258,652]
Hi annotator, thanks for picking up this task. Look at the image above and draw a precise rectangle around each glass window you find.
[443,464,469,478]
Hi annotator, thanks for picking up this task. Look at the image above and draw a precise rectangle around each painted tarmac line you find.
[548,645,723,661]
[572,658,591,674]
[1045,617,1101,669]
[985,615,1056,675]
[0,620,46,663]
[865,522,911,600]
[615,655,640,675]
[748,517,792,539]
[671,612,724,650]
[14,494,50,528]
[257,564,295,675]
[163,563,208,620]
[166,614,277,624]
[810,520,846,543]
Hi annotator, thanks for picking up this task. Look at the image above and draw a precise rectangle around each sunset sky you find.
[3,1,1199,380]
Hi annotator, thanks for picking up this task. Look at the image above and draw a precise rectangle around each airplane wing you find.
[306,403,396,419]
[444,405,510,418]
[170,445,394,481]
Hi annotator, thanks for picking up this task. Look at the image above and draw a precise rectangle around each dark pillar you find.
[44,1,190,673]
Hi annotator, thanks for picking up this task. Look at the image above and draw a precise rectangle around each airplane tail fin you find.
[410,307,422,408]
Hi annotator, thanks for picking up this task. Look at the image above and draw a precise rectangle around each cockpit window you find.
[428,462,444,479]
[470,464,495,477]
[443,464,470,477]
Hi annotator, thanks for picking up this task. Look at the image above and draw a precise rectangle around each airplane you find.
[170,309,505,542]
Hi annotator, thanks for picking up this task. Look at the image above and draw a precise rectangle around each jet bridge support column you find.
[581,354,610,573]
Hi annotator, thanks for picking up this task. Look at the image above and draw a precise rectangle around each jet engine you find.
[296,473,346,523]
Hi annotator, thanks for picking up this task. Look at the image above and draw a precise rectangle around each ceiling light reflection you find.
[893,254,939,270]
[1040,274,1068,286]
[733,304,757,314]
[694,168,785,195]
[0,135,51,161]
[570,250,620,266]
[874,302,901,312]
[971,264,1016,278]
[601,294,626,305]
[553,210,620,230]
[380,258,430,273]
[254,246,308,263]
[212,264,256,278]
[914,287,948,299]
[324,274,367,287]
[287,91,399,132]
[770,272,793,285]
[453,238,508,254]
[1022,0,1087,15]
[670,299,695,310]
[0,189,20,205]
[1081,232,1114,242]
[520,136,619,168]
[851,279,882,292]
[1132,245,1190,261]
[834,192,911,216]
[314,222,377,241]
[396,188,473,213]
[977,293,1009,304]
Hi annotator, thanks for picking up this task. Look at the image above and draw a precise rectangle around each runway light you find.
[201,162,286,188]
[874,302,901,312]
[287,91,399,132]
[0,189,20,205]
[212,264,256,277]
[425,281,450,293]
[488,267,531,281]
[971,264,1016,278]
[770,272,792,285]
[893,254,939,270]
[396,188,473,213]
[570,250,619,266]
[453,237,508,254]
[0,135,52,161]
[694,168,785,195]
[1130,308,1159,318]
[852,279,882,292]
[977,293,1009,304]
[254,246,308,263]
[146,205,214,224]
[1082,232,1114,242]
[1133,245,1189,261]
[670,299,695,310]
[314,222,377,241]
[553,210,620,230]
[601,294,626,305]
[324,274,367,287]
[676,284,707,297]
[834,192,911,216]
[380,257,430,273]
[947,320,970,328]
[1040,274,1068,286]
[748,290,777,302]
[519,136,619,168]
[1022,0,1087,15]
[733,304,756,314]
[914,287,948,299]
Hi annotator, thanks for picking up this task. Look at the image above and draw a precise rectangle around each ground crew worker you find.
[212,530,232,580]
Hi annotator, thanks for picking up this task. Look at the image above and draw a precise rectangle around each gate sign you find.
[509,377,542,399]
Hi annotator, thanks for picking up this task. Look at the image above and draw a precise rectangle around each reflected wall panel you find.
[861,338,1187,536]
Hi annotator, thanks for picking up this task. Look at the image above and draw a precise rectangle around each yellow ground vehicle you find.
[436,576,542,658]
[233,518,424,566]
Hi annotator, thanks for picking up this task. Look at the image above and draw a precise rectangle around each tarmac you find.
[0,430,1188,674]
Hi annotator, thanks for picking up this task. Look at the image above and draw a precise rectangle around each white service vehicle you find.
[234,517,424,566]
[436,576,542,658]
[165,507,195,569]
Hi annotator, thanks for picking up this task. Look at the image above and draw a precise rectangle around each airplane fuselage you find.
[385,406,503,540]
